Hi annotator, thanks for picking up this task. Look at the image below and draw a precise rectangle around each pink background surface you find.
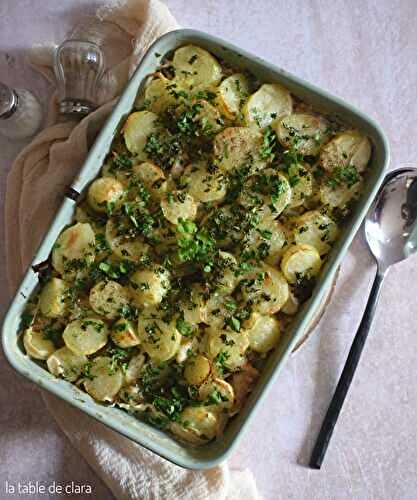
[1,1,417,499]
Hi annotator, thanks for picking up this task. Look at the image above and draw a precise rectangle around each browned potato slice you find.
[89,280,130,320]
[87,177,125,213]
[63,318,108,355]
[281,243,322,284]
[240,264,289,314]
[132,162,166,201]
[245,313,281,353]
[130,268,170,308]
[286,163,313,208]
[243,83,292,129]
[39,278,68,318]
[47,347,87,382]
[144,76,177,113]
[184,354,211,385]
[320,131,371,173]
[172,45,222,89]
[245,216,289,265]
[181,163,226,203]
[23,328,56,360]
[84,356,123,402]
[198,378,235,411]
[105,217,149,261]
[170,406,219,443]
[52,223,95,275]
[123,110,159,157]
[213,127,263,173]
[217,73,250,119]
[137,313,181,364]
[160,191,198,224]
[111,319,140,348]
[207,327,249,371]
[293,210,339,255]
[275,113,329,156]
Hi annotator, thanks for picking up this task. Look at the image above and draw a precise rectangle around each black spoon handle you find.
[309,269,386,469]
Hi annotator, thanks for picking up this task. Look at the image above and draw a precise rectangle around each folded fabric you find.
[5,0,260,499]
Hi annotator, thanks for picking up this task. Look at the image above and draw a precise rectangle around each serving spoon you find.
[310,166,417,469]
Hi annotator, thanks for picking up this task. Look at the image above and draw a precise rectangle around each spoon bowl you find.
[365,168,417,271]
[310,166,417,469]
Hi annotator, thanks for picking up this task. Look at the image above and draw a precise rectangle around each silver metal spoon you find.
[310,166,417,469]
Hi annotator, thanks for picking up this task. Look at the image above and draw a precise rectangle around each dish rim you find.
[1,28,390,469]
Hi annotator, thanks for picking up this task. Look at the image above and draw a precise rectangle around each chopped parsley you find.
[176,317,194,337]
[327,165,360,189]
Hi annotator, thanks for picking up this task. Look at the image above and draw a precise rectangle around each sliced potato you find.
[287,163,313,208]
[137,315,181,364]
[39,278,68,318]
[240,264,289,314]
[240,170,292,217]
[130,267,170,308]
[111,319,140,348]
[172,406,219,442]
[194,99,223,134]
[281,243,322,284]
[63,318,108,355]
[217,73,250,119]
[202,204,244,249]
[132,162,166,200]
[46,347,87,382]
[294,210,339,255]
[245,313,281,353]
[245,216,289,265]
[181,163,226,203]
[160,191,198,224]
[267,172,292,215]
[320,131,371,173]
[184,354,211,385]
[23,327,56,360]
[243,83,292,129]
[87,177,125,213]
[144,76,177,113]
[203,293,236,329]
[173,45,222,89]
[123,110,159,157]
[84,356,124,402]
[275,113,329,156]
[320,178,362,209]
[52,223,95,275]
[118,385,143,406]
[215,251,238,294]
[213,127,263,173]
[198,378,235,411]
[254,266,289,314]
[207,327,249,371]
[89,280,130,320]
[124,353,145,385]
[105,217,149,261]
[181,283,207,325]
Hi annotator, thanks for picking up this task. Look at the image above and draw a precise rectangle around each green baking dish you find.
[2,29,389,469]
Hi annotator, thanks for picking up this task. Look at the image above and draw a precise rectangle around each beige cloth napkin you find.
[5,1,260,499]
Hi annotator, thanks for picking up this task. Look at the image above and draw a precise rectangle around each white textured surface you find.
[1,1,417,499]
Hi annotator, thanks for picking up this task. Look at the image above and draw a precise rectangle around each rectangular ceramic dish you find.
[2,29,389,469]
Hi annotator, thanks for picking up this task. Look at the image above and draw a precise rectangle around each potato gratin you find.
[21,45,371,445]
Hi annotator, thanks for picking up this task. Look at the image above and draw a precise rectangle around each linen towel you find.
[5,1,260,499]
